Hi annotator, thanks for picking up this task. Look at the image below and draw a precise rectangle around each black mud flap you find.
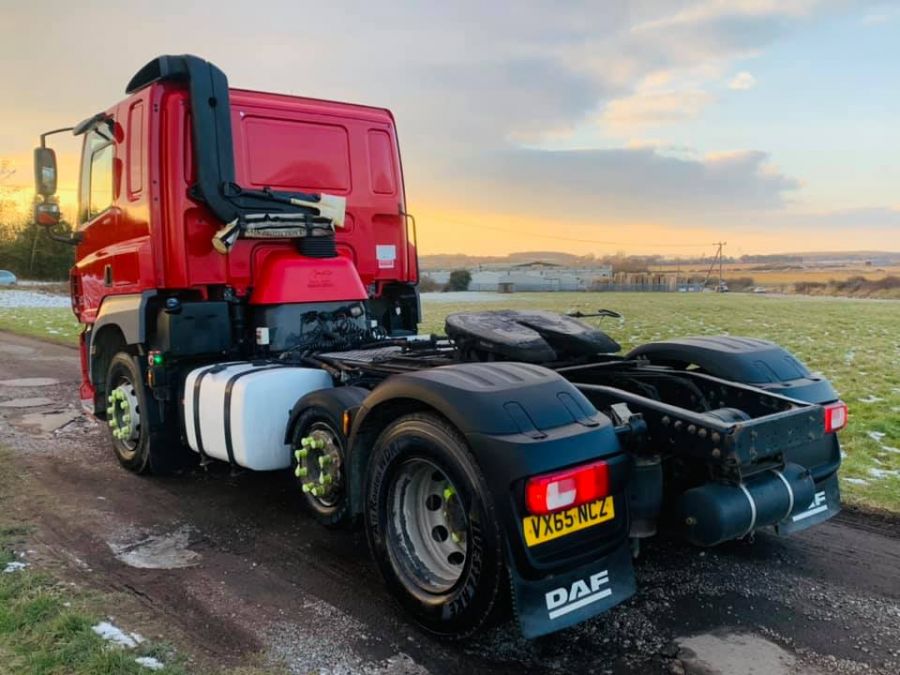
[509,543,636,639]
[774,472,841,536]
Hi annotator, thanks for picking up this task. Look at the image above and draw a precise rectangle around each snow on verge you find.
[135,656,165,671]
[2,561,27,573]
[0,289,71,309]
[92,621,145,648]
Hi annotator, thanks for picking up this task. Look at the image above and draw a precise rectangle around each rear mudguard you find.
[629,335,843,533]
[349,362,636,637]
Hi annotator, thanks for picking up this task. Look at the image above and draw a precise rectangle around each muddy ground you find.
[0,331,898,674]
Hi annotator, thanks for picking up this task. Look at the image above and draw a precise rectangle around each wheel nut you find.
[301,437,311,447]
[120,401,128,410]
[296,448,308,459]
[295,466,307,478]
[319,474,332,485]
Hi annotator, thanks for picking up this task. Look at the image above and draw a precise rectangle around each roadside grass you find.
[0,448,281,675]
[1,292,897,512]
[0,306,81,345]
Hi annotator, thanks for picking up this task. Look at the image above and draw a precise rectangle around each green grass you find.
[1,292,897,512]
[0,306,81,345]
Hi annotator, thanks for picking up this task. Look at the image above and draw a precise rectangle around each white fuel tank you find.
[183,362,332,471]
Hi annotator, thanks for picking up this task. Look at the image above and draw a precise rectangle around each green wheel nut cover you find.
[301,437,311,447]
[443,486,456,501]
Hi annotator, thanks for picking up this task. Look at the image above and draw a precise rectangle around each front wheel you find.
[364,413,505,639]
[104,352,152,474]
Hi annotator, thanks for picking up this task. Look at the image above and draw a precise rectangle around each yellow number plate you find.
[522,497,615,547]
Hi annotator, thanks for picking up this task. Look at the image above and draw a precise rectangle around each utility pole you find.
[703,241,727,291]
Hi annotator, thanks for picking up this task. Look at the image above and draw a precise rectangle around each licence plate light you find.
[525,460,609,516]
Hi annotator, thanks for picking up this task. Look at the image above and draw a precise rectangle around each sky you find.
[0,0,898,257]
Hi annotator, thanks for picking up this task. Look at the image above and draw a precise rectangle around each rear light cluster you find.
[824,400,848,434]
[525,460,609,515]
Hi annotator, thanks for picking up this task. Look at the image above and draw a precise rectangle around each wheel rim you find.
[387,458,469,594]
[294,423,343,508]
[106,379,141,455]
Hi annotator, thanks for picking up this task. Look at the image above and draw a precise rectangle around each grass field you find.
[1,290,897,512]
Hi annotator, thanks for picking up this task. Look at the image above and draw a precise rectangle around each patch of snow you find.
[858,395,884,404]
[3,561,27,573]
[868,431,886,442]
[92,621,145,648]
[0,290,71,309]
[881,445,900,454]
[867,468,899,480]
[135,656,165,670]
[844,478,869,486]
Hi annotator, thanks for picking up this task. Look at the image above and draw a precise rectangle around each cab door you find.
[74,107,149,323]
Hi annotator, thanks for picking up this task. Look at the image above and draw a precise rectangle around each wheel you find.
[290,407,351,528]
[364,413,505,639]
[104,352,152,474]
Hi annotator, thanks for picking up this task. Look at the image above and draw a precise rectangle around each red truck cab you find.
[50,56,419,413]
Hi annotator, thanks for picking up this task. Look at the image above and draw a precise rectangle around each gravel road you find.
[0,331,897,674]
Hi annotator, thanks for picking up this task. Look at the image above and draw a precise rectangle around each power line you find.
[426,216,718,248]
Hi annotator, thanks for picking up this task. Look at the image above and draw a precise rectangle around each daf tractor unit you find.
[32,55,848,639]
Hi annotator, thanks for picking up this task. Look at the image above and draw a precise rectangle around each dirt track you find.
[0,331,898,674]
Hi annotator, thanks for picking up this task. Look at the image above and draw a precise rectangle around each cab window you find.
[79,127,115,223]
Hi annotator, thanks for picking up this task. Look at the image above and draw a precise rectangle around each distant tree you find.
[446,269,472,292]
[417,274,441,292]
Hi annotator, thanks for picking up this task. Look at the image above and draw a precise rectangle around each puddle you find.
[0,377,60,387]
[109,526,200,569]
[15,409,81,434]
[677,631,820,675]
[0,397,54,409]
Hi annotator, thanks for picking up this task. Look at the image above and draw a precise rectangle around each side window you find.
[127,101,143,196]
[78,127,115,223]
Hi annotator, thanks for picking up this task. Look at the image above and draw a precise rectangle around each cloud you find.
[784,207,900,229]
[601,89,714,132]
[728,71,757,90]
[442,146,799,223]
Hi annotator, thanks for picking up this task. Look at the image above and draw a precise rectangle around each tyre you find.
[290,406,352,528]
[364,412,505,639]
[104,352,152,474]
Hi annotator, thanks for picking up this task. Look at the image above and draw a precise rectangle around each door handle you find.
[104,264,113,287]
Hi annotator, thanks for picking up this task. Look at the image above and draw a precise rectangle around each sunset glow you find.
[1,1,897,255]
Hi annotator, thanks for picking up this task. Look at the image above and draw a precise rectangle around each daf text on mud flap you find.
[546,570,611,620]
[792,490,827,522]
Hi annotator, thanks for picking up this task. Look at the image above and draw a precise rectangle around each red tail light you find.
[525,460,609,515]
[824,401,848,434]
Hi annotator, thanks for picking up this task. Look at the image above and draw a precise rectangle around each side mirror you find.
[34,201,61,227]
[33,147,58,196]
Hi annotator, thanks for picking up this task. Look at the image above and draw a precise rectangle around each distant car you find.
[0,270,17,286]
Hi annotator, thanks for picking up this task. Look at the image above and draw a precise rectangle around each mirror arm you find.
[41,224,83,246]
[39,127,74,147]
